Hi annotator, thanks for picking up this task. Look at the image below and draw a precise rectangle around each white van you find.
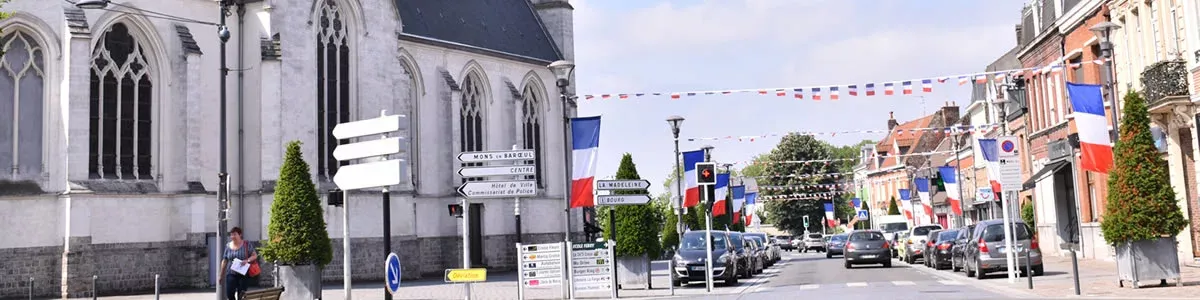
[874,215,909,258]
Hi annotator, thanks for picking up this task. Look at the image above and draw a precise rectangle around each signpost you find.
[694,162,717,293]
[456,146,539,300]
[332,112,407,300]
[570,241,616,299]
[996,136,1021,283]
[517,242,567,300]
[592,178,652,295]
[385,253,402,295]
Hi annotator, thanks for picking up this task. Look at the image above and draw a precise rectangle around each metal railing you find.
[1141,59,1189,107]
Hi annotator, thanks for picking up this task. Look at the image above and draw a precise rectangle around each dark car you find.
[950,224,977,272]
[825,233,848,258]
[925,229,959,269]
[923,229,943,267]
[672,230,739,286]
[843,230,892,268]
[727,232,754,279]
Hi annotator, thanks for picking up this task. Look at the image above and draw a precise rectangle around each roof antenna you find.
[918,96,926,115]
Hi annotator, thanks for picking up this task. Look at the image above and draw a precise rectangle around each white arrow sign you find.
[596,195,651,206]
[332,114,403,140]
[458,165,536,177]
[595,179,651,190]
[458,180,537,198]
[332,137,403,161]
[457,150,535,163]
[332,159,402,190]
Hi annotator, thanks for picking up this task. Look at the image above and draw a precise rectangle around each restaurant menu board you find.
[571,242,614,293]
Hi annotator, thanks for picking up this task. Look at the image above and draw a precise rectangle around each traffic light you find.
[327,189,344,206]
[802,215,810,227]
[696,162,716,185]
[448,204,463,218]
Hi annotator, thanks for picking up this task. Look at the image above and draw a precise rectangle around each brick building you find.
[862,106,960,226]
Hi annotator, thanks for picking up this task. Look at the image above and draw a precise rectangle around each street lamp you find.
[547,59,576,278]
[666,116,685,242]
[1090,21,1122,140]
[76,1,233,299]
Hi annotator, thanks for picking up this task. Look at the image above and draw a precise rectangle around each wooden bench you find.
[242,286,285,300]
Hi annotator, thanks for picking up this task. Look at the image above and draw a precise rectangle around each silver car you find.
[902,224,943,264]
[744,232,780,265]
[960,219,1044,278]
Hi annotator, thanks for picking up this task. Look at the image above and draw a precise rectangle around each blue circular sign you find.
[1001,140,1016,152]
[385,253,402,294]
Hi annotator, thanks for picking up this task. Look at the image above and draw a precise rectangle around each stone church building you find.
[0,0,578,297]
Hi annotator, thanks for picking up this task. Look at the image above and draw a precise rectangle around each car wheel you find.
[964,260,975,277]
[725,273,738,285]
[975,261,986,279]
[826,252,832,259]
[1033,265,1044,276]
[673,279,683,287]
[844,261,851,269]
[883,260,892,268]
[905,254,913,264]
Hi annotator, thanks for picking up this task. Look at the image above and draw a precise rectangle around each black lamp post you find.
[73,1,231,299]
[1090,21,1122,140]
[666,116,684,241]
[547,60,575,238]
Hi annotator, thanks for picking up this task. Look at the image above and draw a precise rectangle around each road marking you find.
[846,282,868,287]
[892,280,915,286]
[798,284,819,290]
[938,280,964,285]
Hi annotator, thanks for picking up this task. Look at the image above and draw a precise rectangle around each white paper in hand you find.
[230,258,250,275]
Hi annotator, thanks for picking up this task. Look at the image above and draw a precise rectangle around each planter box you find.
[1115,237,1184,288]
[277,264,323,300]
[616,255,650,289]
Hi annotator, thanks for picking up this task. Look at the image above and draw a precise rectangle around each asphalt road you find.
[671,251,1017,299]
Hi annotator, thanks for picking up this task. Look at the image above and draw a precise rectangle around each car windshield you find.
[850,232,885,241]
[776,235,791,241]
[938,230,959,241]
[830,235,847,242]
[807,233,822,239]
[912,225,941,236]
[748,237,764,247]
[982,223,1033,242]
[880,223,909,232]
[681,232,727,250]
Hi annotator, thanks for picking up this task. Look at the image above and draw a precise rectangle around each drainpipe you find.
[236,3,247,230]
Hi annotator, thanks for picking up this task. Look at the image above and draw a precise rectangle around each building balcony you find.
[1141,59,1189,109]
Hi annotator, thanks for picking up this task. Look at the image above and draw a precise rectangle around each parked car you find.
[843,230,892,268]
[745,232,781,265]
[960,219,1044,279]
[746,237,767,274]
[902,224,944,264]
[727,232,754,279]
[672,230,739,286]
[926,229,959,270]
[775,235,796,251]
[950,224,977,272]
[802,233,825,252]
[825,233,848,258]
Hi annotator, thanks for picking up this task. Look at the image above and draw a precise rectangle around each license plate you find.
[998,247,1007,253]
[691,266,705,271]
[861,255,877,259]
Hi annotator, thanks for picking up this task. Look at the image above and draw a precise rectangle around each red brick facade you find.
[1060,7,1114,223]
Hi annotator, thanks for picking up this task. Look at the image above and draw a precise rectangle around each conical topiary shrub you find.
[1100,91,1188,244]
[887,196,900,215]
[259,141,334,266]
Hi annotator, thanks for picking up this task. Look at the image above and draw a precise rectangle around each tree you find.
[760,134,841,235]
[259,141,333,266]
[1021,200,1036,234]
[887,196,900,215]
[1100,91,1188,244]
[600,154,663,257]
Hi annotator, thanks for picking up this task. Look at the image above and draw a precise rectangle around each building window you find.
[1069,56,1084,84]
[521,84,544,188]
[89,23,153,180]
[401,62,419,189]
[460,72,485,182]
[1,31,45,180]
[1087,171,1098,222]
[316,0,352,180]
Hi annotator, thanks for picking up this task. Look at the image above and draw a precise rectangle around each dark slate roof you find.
[394,0,563,63]
[63,6,90,34]
[175,25,203,55]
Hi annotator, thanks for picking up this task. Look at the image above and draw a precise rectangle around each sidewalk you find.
[982,256,1200,299]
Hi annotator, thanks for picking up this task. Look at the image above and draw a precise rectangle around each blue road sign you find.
[856,209,870,220]
[385,253,402,294]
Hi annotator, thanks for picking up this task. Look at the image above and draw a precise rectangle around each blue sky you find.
[572,0,1029,196]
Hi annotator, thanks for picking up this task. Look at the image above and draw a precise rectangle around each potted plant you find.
[1100,91,1188,288]
[259,141,334,299]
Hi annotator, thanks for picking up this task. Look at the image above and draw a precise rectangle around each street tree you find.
[600,153,663,258]
[887,196,900,215]
[759,134,841,235]
[259,141,333,266]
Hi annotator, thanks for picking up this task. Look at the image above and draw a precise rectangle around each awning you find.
[1021,160,1070,191]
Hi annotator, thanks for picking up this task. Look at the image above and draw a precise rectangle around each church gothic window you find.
[401,62,420,188]
[316,0,352,180]
[89,23,153,180]
[0,31,45,180]
[521,84,544,187]
[460,73,485,182]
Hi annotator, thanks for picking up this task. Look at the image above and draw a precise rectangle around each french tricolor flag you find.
[824,203,836,227]
[938,166,963,215]
[731,186,746,224]
[978,138,1004,192]
[682,149,706,208]
[1066,82,1114,173]
[829,86,840,100]
[899,189,914,220]
[712,173,730,216]
[745,192,757,225]
[812,87,822,100]
[921,79,933,93]
[884,83,895,95]
[915,178,934,224]
[865,83,876,96]
[902,81,913,95]
[569,116,602,208]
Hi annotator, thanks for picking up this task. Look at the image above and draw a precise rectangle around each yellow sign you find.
[444,268,488,283]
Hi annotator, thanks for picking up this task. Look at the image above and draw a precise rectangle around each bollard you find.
[28,277,33,300]
[155,274,160,300]
[1024,249,1033,289]
[91,275,97,300]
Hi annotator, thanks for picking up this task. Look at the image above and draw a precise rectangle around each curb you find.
[899,259,1042,299]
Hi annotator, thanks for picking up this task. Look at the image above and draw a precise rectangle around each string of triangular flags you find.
[686,123,1002,143]
[759,184,852,192]
[747,172,851,179]
[579,57,1109,100]
[732,149,957,165]
[760,190,854,200]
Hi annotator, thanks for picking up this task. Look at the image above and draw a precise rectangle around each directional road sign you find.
[457,150,535,163]
[333,159,402,190]
[595,179,651,191]
[385,253,402,294]
[332,137,403,161]
[457,165,536,177]
[444,268,487,283]
[457,180,537,198]
[332,114,403,140]
[596,195,652,206]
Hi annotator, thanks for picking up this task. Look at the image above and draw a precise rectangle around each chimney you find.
[887,111,899,130]
[1014,24,1023,46]
[941,102,960,126]
[530,0,575,61]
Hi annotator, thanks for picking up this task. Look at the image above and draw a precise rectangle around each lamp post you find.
[1090,21,1122,141]
[73,1,232,299]
[547,60,575,298]
[666,116,685,244]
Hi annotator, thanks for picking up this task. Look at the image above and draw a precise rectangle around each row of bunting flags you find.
[579,58,1109,100]
[686,123,1002,143]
